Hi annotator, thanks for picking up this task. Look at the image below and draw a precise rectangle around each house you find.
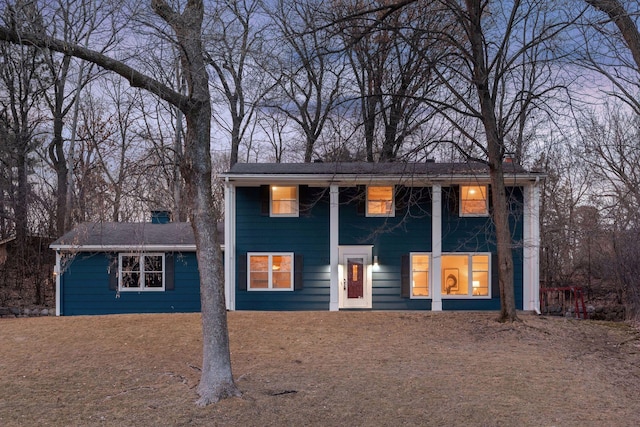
[50,211,205,316]
[51,161,542,315]
[221,161,542,312]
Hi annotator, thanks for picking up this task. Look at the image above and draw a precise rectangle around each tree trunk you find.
[465,0,518,322]
[0,0,240,406]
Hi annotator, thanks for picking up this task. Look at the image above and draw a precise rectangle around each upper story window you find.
[119,253,165,291]
[248,253,293,290]
[460,185,488,216]
[271,185,298,217]
[367,186,394,217]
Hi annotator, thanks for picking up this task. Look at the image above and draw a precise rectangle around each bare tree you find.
[427,0,573,321]
[204,0,272,166]
[0,0,238,405]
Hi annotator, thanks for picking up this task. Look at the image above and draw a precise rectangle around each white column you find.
[329,185,339,311]
[224,179,236,310]
[523,181,541,312]
[55,251,61,316]
[431,184,442,311]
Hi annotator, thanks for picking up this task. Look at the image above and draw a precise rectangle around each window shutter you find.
[260,185,270,215]
[395,186,408,216]
[487,185,493,214]
[108,254,118,291]
[165,253,175,290]
[294,254,304,290]
[491,252,499,295]
[299,185,311,217]
[238,254,247,290]
[401,254,410,298]
[356,185,365,216]
[447,185,459,216]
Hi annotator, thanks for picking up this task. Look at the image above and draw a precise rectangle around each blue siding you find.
[235,186,331,310]
[235,184,527,311]
[61,252,200,315]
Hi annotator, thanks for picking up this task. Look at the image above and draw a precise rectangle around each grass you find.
[1,311,639,426]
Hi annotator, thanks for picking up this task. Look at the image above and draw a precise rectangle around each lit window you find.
[248,253,293,290]
[367,186,394,216]
[441,253,491,297]
[119,253,165,291]
[460,185,488,216]
[411,254,430,297]
[271,186,298,216]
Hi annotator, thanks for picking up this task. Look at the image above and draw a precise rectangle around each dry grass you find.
[1,312,639,426]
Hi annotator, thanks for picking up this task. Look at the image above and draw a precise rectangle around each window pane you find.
[272,272,292,288]
[250,255,269,272]
[367,186,393,215]
[472,271,489,296]
[144,255,163,272]
[272,186,297,215]
[121,256,140,272]
[441,255,468,295]
[250,272,269,288]
[411,254,429,297]
[460,185,488,215]
[122,272,140,288]
[145,272,163,288]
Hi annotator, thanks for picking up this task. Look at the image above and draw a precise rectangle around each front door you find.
[339,246,372,309]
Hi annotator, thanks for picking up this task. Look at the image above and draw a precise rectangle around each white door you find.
[339,246,372,309]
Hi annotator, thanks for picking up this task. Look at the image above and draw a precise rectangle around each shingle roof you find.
[224,161,531,176]
[50,222,211,250]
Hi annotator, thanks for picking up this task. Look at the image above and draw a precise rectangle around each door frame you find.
[338,245,373,309]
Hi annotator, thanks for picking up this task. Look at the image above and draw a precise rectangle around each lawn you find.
[1,312,639,426]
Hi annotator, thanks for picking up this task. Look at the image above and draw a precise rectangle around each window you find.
[271,185,298,216]
[441,253,491,297]
[460,185,488,216]
[411,254,430,297]
[119,253,165,291]
[248,253,293,290]
[367,186,394,216]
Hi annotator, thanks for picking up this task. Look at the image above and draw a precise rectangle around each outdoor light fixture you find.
[374,256,379,267]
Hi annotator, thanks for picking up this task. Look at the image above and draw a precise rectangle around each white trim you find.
[329,185,339,311]
[224,180,236,310]
[247,252,295,291]
[431,185,442,311]
[55,251,61,316]
[523,182,541,311]
[366,185,395,217]
[270,185,299,217]
[222,173,542,187]
[118,252,166,292]
[338,245,373,309]
[49,244,198,252]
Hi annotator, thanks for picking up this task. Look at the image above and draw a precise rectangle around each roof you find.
[221,161,542,185]
[49,222,222,251]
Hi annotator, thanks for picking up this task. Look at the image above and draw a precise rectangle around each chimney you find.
[151,210,172,224]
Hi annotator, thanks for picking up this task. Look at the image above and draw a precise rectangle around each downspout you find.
[55,251,61,316]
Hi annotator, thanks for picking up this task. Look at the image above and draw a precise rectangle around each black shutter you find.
[165,253,175,290]
[491,252,499,295]
[108,254,118,291]
[401,254,410,298]
[294,254,304,290]
[260,185,270,215]
[447,185,459,216]
[395,186,408,216]
[238,254,247,290]
[299,185,311,217]
[356,185,365,216]
[487,185,493,214]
